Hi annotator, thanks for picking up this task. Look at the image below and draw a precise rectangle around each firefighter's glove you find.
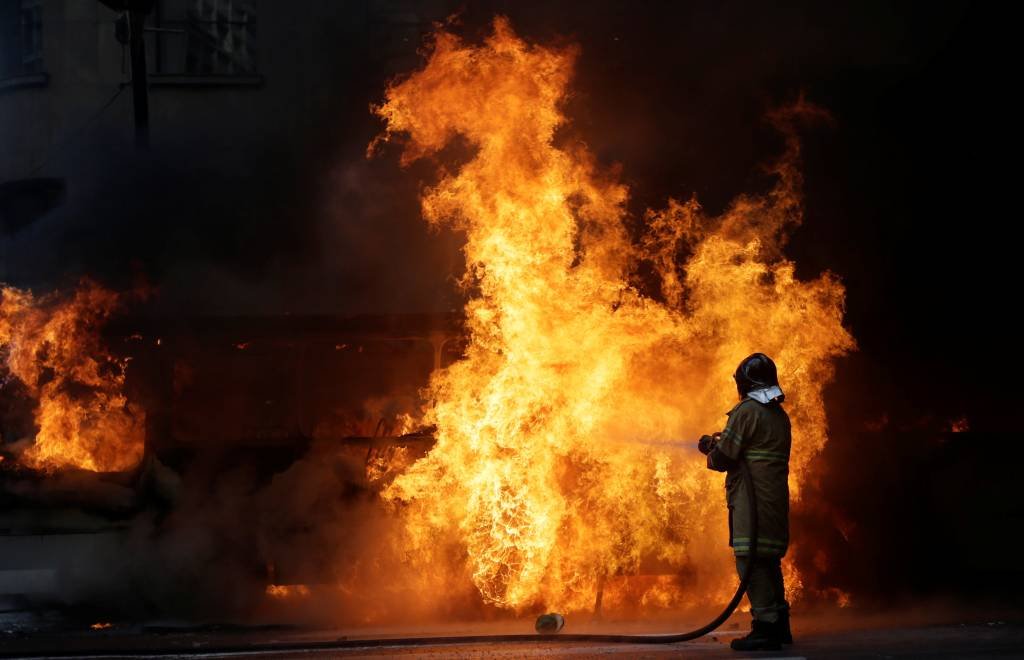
[698,434,716,455]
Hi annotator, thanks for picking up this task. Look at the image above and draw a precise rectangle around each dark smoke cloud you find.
[2,132,464,317]
[49,442,486,625]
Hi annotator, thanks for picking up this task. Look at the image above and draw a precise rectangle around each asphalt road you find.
[1,610,1021,658]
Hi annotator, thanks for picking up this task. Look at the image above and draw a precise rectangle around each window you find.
[366,2,432,68]
[19,0,43,74]
[1,0,46,85]
[149,0,259,83]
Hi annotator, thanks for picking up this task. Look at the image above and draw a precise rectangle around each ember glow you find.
[266,584,312,599]
[372,18,854,615]
[0,281,144,472]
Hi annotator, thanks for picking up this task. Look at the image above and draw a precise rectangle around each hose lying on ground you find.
[321,459,758,649]
[1,462,757,658]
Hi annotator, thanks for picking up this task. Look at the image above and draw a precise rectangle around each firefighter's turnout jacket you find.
[710,397,792,557]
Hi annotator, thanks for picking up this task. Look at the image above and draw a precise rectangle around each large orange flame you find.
[0,280,144,472]
[373,18,854,615]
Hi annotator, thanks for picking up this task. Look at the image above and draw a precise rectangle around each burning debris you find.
[0,280,144,473]
[371,19,854,614]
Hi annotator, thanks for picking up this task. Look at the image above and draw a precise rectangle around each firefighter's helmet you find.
[733,353,779,397]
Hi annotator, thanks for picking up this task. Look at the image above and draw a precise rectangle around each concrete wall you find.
[0,1,127,182]
[0,0,464,314]
[0,1,462,179]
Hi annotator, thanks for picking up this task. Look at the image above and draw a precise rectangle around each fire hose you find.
[302,458,759,651]
[0,460,757,658]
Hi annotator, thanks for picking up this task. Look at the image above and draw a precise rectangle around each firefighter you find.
[698,352,793,651]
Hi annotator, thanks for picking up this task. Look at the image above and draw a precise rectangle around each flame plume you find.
[373,18,854,614]
[0,281,144,472]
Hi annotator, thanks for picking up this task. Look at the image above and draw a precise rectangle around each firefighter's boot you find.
[778,609,793,644]
[730,620,782,651]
